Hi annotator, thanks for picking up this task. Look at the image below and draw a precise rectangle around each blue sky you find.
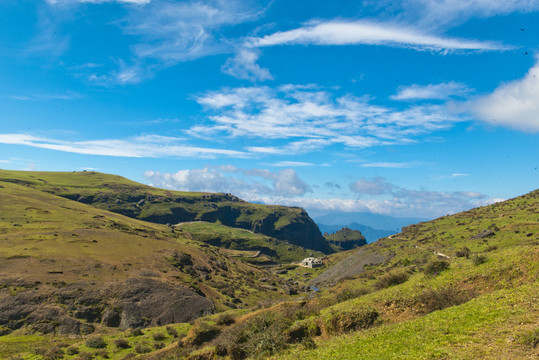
[0,0,538,219]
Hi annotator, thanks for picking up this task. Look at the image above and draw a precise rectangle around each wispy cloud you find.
[266,161,315,167]
[391,82,472,101]
[0,134,247,159]
[221,48,273,81]
[8,92,82,101]
[360,161,419,168]
[190,85,462,152]
[47,0,150,5]
[400,0,539,27]
[471,58,539,133]
[254,20,508,52]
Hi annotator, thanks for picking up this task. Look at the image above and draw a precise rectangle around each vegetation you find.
[0,170,537,359]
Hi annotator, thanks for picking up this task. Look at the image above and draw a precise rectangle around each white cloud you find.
[350,177,394,195]
[360,161,419,168]
[47,0,150,5]
[0,133,247,158]
[221,48,273,81]
[401,0,539,27]
[391,82,472,101]
[471,59,539,133]
[144,166,310,198]
[267,161,315,167]
[254,21,508,52]
[190,85,462,152]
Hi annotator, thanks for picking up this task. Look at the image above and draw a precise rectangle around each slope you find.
[0,180,294,337]
[0,170,332,254]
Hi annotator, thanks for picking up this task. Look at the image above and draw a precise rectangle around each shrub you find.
[134,343,151,354]
[75,352,93,360]
[455,247,470,258]
[325,308,379,335]
[472,254,488,266]
[375,272,409,289]
[92,349,108,358]
[214,312,291,360]
[127,327,143,337]
[154,341,165,350]
[66,346,79,355]
[166,326,179,337]
[185,321,221,346]
[85,336,106,349]
[336,288,369,303]
[486,245,498,252]
[518,328,539,348]
[424,260,450,275]
[414,287,474,313]
[216,313,236,326]
[114,338,130,349]
[35,346,64,360]
[152,332,166,341]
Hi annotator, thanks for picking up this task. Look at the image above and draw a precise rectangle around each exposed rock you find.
[471,229,495,239]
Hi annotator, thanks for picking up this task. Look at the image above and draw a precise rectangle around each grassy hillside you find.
[1,176,536,359]
[0,170,332,254]
[0,179,305,341]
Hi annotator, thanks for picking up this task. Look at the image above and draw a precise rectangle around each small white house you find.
[301,257,322,268]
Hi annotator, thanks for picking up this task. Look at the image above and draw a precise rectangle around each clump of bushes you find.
[414,287,474,314]
[518,328,539,348]
[127,327,143,337]
[325,308,379,335]
[92,349,108,358]
[66,346,79,355]
[134,343,151,354]
[455,247,470,258]
[114,338,130,349]
[216,313,236,326]
[75,351,93,360]
[184,321,221,347]
[166,325,179,337]
[152,332,166,341]
[154,341,165,350]
[34,346,64,360]
[335,288,369,303]
[424,259,450,275]
[472,254,488,266]
[375,272,409,289]
[214,312,291,359]
[85,336,106,349]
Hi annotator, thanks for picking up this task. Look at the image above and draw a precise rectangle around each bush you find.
[185,321,221,346]
[424,260,450,275]
[518,328,539,348]
[414,287,474,313]
[216,313,236,326]
[134,343,151,354]
[75,352,93,360]
[214,312,291,359]
[114,338,130,349]
[152,332,166,341]
[375,272,409,289]
[35,346,64,360]
[154,341,165,350]
[165,326,179,337]
[325,308,379,335]
[92,349,108,358]
[66,346,79,355]
[486,245,498,252]
[127,327,143,337]
[336,288,369,303]
[472,254,488,265]
[455,247,470,258]
[85,336,106,349]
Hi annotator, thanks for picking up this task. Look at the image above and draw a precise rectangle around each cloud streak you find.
[0,134,247,158]
[253,20,508,52]
[391,82,472,101]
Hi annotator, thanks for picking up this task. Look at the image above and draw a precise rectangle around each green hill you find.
[0,178,306,340]
[0,170,332,254]
[324,227,367,250]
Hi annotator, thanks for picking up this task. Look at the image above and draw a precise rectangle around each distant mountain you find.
[313,212,427,234]
[317,222,396,243]
[324,227,367,250]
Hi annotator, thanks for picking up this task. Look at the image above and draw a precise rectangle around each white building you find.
[301,257,322,268]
